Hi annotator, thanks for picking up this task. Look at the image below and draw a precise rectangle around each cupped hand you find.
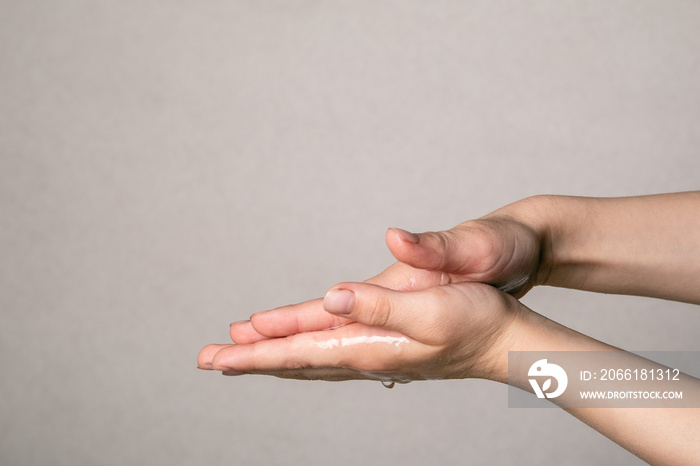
[387,212,545,298]
[198,281,525,383]
[228,207,544,345]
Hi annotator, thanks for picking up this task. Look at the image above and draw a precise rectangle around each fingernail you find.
[230,319,249,327]
[222,370,246,376]
[197,363,214,370]
[323,289,355,315]
[391,228,419,244]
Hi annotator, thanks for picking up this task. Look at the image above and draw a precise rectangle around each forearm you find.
[507,192,700,304]
[495,306,700,465]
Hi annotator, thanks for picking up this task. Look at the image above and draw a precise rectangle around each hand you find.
[387,206,545,298]
[198,281,524,383]
[228,199,545,345]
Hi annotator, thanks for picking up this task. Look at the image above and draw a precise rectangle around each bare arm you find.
[506,192,700,303]
[504,309,700,465]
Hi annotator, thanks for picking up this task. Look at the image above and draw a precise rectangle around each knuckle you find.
[434,230,451,252]
[434,231,453,267]
[363,291,392,328]
[464,223,501,273]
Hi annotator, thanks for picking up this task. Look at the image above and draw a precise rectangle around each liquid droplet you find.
[381,381,395,389]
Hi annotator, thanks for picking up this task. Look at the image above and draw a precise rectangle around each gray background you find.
[1,1,699,465]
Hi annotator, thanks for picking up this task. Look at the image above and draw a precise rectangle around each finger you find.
[236,264,442,343]
[229,320,268,344]
[386,226,495,277]
[242,298,352,340]
[212,324,421,374]
[198,343,234,369]
[322,282,439,337]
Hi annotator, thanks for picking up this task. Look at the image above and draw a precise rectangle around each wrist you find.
[484,194,561,288]
[483,297,617,385]
[475,297,543,384]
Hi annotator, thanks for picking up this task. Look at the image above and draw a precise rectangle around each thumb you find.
[385,226,494,276]
[322,282,424,334]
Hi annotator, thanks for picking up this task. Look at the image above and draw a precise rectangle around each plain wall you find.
[1,1,699,465]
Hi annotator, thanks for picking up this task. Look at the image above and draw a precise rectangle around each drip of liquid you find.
[381,381,395,389]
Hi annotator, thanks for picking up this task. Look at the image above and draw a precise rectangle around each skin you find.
[198,192,700,465]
